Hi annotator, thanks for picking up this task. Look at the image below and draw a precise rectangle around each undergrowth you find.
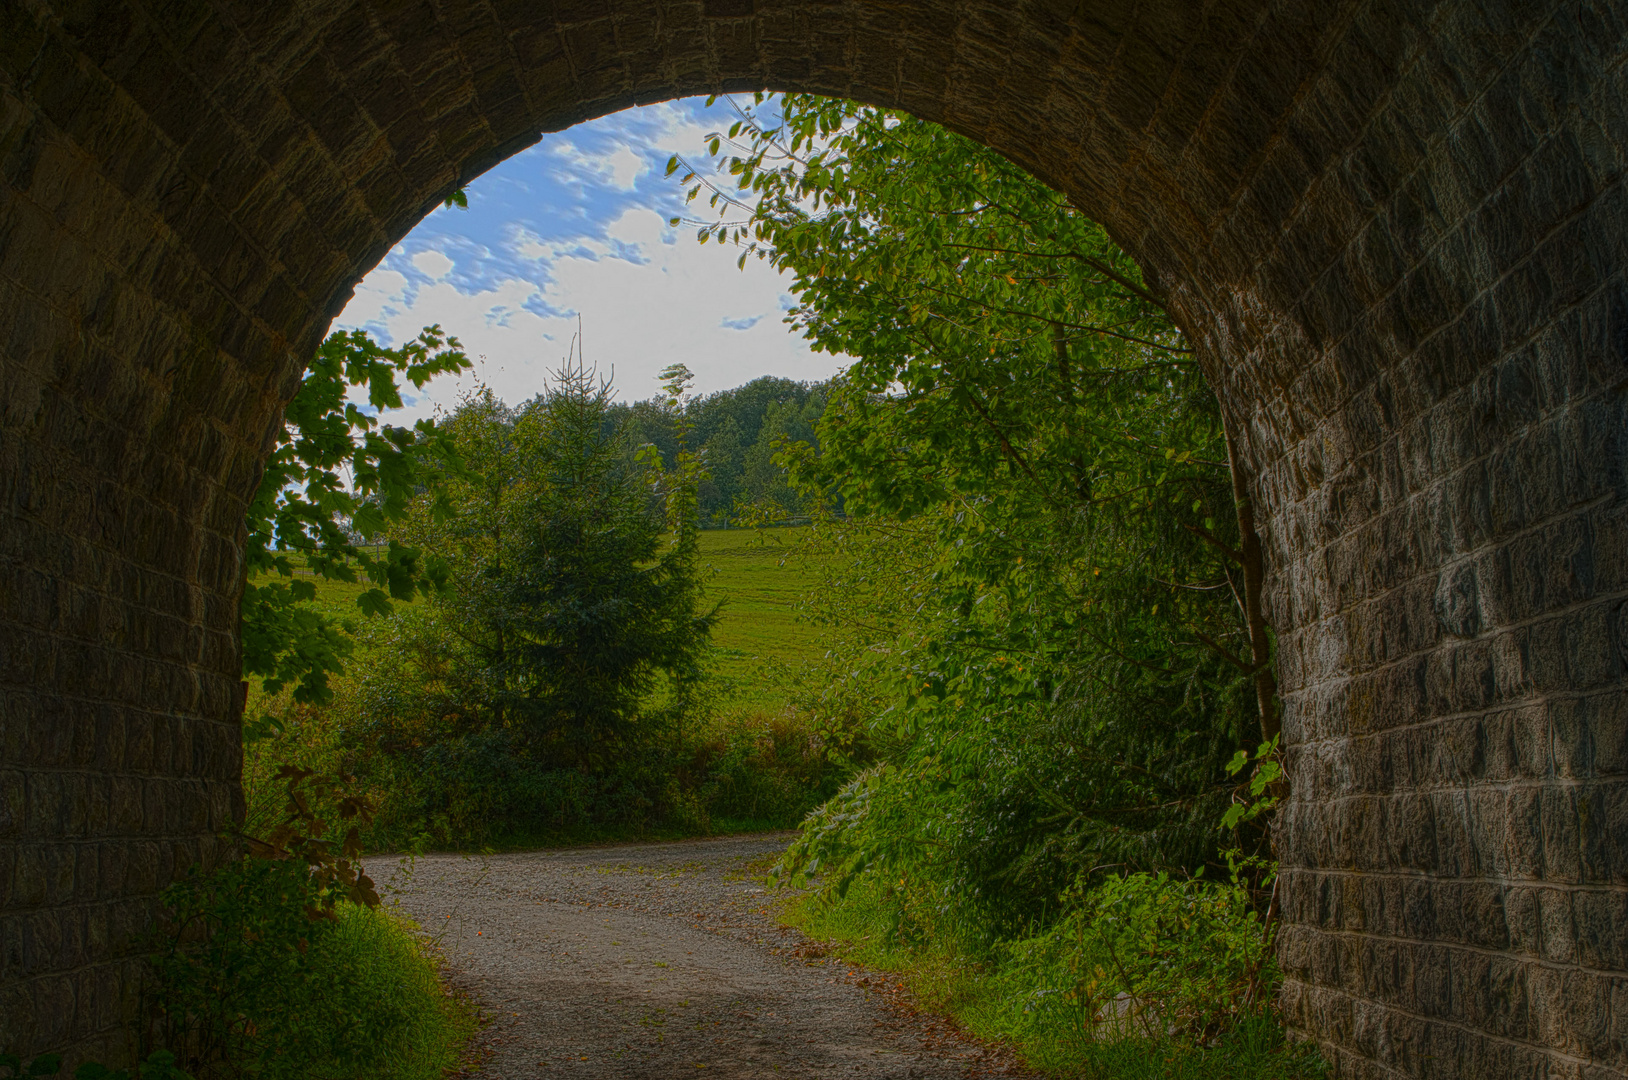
[154,893,476,1080]
[245,699,840,853]
[144,771,476,1080]
[783,876,1324,1080]
[240,525,856,854]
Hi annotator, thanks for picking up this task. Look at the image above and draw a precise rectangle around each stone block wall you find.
[1192,4,1628,1073]
[1,0,1624,1075]
[0,0,255,1061]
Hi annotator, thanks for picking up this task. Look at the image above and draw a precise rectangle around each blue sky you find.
[335,96,841,420]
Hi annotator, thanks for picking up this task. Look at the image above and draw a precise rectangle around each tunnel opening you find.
[3,3,1627,1076]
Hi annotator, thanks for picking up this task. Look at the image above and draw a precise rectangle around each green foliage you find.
[997,870,1277,1043]
[685,95,1263,921]
[358,726,703,846]
[678,93,1291,1069]
[789,875,1323,1080]
[241,326,470,708]
[127,768,465,1078]
[243,765,381,914]
[143,858,469,1080]
[686,711,836,829]
[312,904,475,1078]
[146,857,347,1074]
[367,362,717,761]
[1052,1019,1324,1080]
[618,375,829,525]
[1222,735,1285,831]
[0,1051,190,1079]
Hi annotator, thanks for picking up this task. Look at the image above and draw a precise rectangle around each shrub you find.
[142,766,470,1078]
[786,868,1322,1080]
[359,729,696,849]
[349,707,845,851]
[995,870,1276,1046]
[688,711,835,828]
[144,856,471,1080]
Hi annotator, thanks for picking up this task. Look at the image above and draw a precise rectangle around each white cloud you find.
[545,139,650,192]
[605,146,646,189]
[411,250,454,280]
[337,207,840,422]
[332,97,842,423]
[340,268,408,330]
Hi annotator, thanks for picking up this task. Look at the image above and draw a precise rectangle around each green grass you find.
[269,526,827,717]
[782,880,1325,1080]
[314,904,479,1080]
[695,526,824,712]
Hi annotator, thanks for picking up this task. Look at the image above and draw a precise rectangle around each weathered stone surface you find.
[0,0,1624,1075]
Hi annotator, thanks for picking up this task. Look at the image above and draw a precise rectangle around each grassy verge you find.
[321,904,481,1080]
[145,855,480,1080]
[779,879,1324,1080]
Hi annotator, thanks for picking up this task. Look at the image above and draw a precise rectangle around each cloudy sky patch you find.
[335,97,840,422]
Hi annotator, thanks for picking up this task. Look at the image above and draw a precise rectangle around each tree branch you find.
[1224,419,1280,744]
[1181,521,1243,565]
[1192,630,1256,674]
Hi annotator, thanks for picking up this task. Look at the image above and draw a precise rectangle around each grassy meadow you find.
[693,526,825,711]
[264,525,824,713]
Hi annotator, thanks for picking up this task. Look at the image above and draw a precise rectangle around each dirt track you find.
[369,834,1032,1079]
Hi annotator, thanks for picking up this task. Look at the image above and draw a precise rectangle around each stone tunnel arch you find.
[2,1,1626,1075]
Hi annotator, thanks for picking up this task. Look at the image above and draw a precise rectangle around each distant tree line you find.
[616,376,830,525]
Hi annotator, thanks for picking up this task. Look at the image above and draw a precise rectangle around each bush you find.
[344,705,844,851]
[361,729,692,848]
[687,711,837,829]
[145,856,471,1080]
[995,870,1276,1046]
[786,870,1322,1080]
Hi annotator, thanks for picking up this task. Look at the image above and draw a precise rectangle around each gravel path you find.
[369,834,1032,1079]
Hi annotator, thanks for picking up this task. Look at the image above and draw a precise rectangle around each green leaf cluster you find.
[241,326,470,708]
[687,95,1267,928]
[998,868,1278,1043]
[614,375,830,525]
[1220,735,1284,831]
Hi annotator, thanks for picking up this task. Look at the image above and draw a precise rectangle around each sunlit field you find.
[276,525,822,717]
[694,526,823,712]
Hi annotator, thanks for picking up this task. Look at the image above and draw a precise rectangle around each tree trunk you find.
[1224,419,1279,745]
